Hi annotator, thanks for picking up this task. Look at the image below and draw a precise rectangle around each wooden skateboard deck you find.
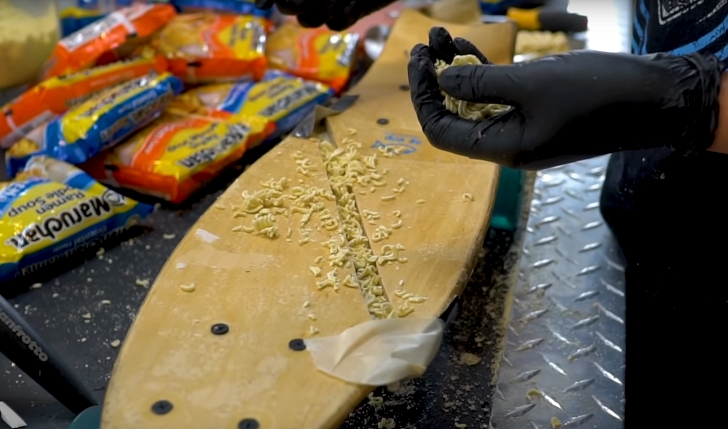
[101,10,516,429]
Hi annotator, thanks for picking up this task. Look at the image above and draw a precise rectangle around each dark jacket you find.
[602,1,728,425]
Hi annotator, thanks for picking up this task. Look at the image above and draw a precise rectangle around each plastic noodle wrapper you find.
[155,12,268,84]
[60,6,107,37]
[6,73,184,178]
[0,55,168,150]
[266,22,360,94]
[41,3,176,80]
[171,0,275,22]
[0,156,154,285]
[169,71,333,141]
[82,112,274,204]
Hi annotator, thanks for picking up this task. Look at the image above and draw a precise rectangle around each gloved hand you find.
[255,0,396,31]
[408,27,724,170]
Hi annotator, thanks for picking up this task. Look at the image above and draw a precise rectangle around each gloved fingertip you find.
[298,11,328,28]
[453,37,490,64]
[429,27,457,63]
[325,21,349,31]
[410,43,429,57]
[274,0,299,14]
[255,0,276,9]
[297,15,319,28]
[326,14,357,31]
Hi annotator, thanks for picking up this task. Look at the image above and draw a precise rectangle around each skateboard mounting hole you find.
[151,400,173,415]
[288,338,306,351]
[399,84,409,91]
[211,323,229,335]
[377,118,389,125]
[239,418,260,429]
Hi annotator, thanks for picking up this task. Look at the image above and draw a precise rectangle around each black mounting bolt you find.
[288,338,306,351]
[238,418,260,429]
[398,84,410,91]
[151,400,173,415]
[211,323,229,335]
[377,118,389,125]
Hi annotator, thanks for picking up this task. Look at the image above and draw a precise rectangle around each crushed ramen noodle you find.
[515,31,570,57]
[0,156,153,285]
[434,54,509,121]
[5,72,183,178]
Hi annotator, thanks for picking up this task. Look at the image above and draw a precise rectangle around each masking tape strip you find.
[303,317,444,386]
[0,402,27,429]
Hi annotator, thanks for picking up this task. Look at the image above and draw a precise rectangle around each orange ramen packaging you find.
[155,12,268,84]
[41,3,176,80]
[0,55,168,149]
[82,112,274,204]
[265,22,360,94]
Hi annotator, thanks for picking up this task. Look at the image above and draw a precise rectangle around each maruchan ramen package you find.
[83,112,274,203]
[41,3,176,80]
[171,0,275,21]
[265,23,360,94]
[0,55,168,149]
[6,73,184,178]
[169,71,333,140]
[0,156,154,284]
[155,12,268,84]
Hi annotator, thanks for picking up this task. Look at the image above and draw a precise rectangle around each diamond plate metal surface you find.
[490,156,626,429]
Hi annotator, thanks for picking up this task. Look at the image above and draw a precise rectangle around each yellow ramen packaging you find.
[155,12,269,83]
[6,72,184,178]
[82,112,274,204]
[0,54,168,149]
[265,22,360,94]
[168,70,333,141]
[0,156,154,284]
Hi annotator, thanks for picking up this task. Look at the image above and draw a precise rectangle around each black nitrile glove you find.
[408,27,724,170]
[255,0,396,31]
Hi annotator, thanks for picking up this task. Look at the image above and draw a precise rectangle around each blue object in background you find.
[170,0,274,19]
[479,0,550,15]
[479,0,523,15]
[67,406,102,429]
[61,14,106,36]
[489,167,525,231]
[76,0,99,8]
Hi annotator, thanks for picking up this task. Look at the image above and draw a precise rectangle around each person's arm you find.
[708,72,728,154]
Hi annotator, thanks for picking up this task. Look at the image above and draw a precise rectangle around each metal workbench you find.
[0,1,632,428]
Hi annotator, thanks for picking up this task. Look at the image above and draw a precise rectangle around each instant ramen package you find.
[82,112,274,204]
[265,22,360,94]
[0,55,168,149]
[6,73,183,178]
[0,156,154,284]
[169,70,333,140]
[41,3,176,80]
[155,12,268,84]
